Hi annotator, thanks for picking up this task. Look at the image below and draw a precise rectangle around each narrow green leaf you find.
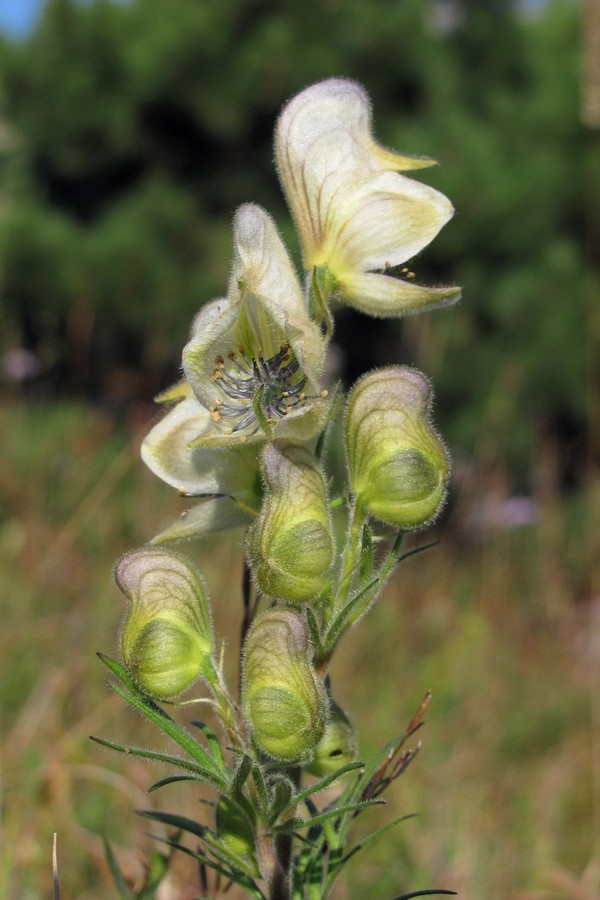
[139,810,258,879]
[268,776,293,824]
[273,799,384,833]
[305,606,324,656]
[147,775,206,793]
[338,814,417,869]
[359,524,374,586]
[109,681,228,788]
[90,735,224,788]
[249,760,269,815]
[98,652,144,695]
[231,754,252,797]
[390,892,457,899]
[323,576,381,652]
[99,655,227,783]
[395,541,438,565]
[136,848,172,900]
[103,838,133,899]
[152,836,266,899]
[291,762,363,806]
[190,720,227,770]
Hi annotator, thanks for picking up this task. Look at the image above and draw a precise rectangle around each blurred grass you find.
[0,399,598,900]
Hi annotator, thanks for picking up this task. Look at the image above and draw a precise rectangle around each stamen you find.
[209,344,324,437]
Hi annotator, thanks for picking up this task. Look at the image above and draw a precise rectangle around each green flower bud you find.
[242,608,328,761]
[216,796,257,870]
[306,700,358,777]
[116,548,214,700]
[247,441,334,604]
[346,366,449,529]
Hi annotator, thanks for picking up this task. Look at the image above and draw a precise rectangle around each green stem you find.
[204,658,245,750]
[333,498,367,616]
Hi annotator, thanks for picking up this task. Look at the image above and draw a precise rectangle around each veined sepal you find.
[246,441,334,605]
[241,608,328,762]
[345,366,450,529]
[116,548,214,700]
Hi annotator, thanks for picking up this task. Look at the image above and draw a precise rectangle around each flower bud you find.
[346,367,449,529]
[216,797,257,869]
[116,548,214,700]
[306,700,358,777]
[247,441,334,604]
[242,608,328,761]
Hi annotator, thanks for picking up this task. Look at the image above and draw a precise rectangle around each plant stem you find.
[333,497,366,615]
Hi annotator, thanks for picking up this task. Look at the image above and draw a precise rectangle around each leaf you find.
[390,892,457,899]
[359,524,374,586]
[98,655,226,780]
[290,762,364,807]
[147,775,207,793]
[272,799,384,833]
[190,720,227,770]
[322,576,381,652]
[90,735,224,787]
[103,838,133,899]
[139,810,258,879]
[152,836,266,900]
[108,678,228,789]
[339,814,417,868]
[267,776,294,824]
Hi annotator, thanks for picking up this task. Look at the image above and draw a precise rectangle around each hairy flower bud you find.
[116,548,214,700]
[216,797,257,870]
[247,441,334,604]
[242,608,327,761]
[306,700,358,777]
[346,367,449,529]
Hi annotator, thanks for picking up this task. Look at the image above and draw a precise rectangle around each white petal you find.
[231,204,306,321]
[339,271,461,317]
[332,171,455,272]
[150,496,252,544]
[142,396,259,495]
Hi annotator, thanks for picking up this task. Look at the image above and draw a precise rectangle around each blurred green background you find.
[0,1,596,898]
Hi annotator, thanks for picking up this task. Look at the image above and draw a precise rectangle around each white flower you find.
[275,77,460,317]
[183,203,329,447]
[141,386,261,542]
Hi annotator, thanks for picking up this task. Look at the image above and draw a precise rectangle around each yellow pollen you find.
[282,391,290,397]
[320,389,329,398]
[215,399,223,406]
[224,428,233,435]
[299,392,305,401]
[240,435,248,443]
[211,411,221,422]
[407,271,416,279]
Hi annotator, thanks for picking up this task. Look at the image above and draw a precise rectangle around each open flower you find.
[275,77,460,317]
[183,204,329,448]
[141,383,261,542]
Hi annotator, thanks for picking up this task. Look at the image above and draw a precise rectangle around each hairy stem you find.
[333,498,366,616]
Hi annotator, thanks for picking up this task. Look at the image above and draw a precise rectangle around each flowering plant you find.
[95,77,460,900]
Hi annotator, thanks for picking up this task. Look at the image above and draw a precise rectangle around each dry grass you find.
[0,399,597,899]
